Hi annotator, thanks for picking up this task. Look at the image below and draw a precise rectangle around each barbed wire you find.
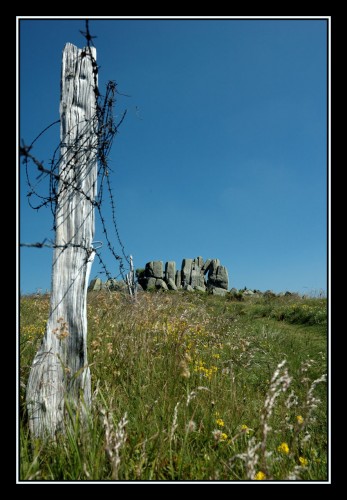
[20,21,132,288]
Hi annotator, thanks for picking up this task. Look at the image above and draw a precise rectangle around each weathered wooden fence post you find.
[26,43,98,437]
[126,255,137,300]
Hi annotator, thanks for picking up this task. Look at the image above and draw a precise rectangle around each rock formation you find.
[137,257,229,293]
[89,256,230,294]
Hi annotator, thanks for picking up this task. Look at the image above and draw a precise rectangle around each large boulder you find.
[210,259,220,274]
[208,261,228,290]
[156,279,168,291]
[216,266,229,289]
[167,278,177,291]
[146,277,157,290]
[211,287,228,297]
[175,270,182,288]
[145,262,154,277]
[165,261,176,282]
[190,263,205,288]
[88,278,103,291]
[184,284,194,292]
[190,267,199,287]
[145,261,163,279]
[206,259,220,283]
[181,258,193,286]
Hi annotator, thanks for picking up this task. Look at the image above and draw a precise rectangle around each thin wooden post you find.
[126,255,137,300]
[26,43,97,437]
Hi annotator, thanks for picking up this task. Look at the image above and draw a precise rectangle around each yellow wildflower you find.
[212,430,228,442]
[254,471,266,480]
[299,456,308,466]
[185,352,192,362]
[241,424,250,434]
[278,442,290,454]
[215,418,225,427]
[296,415,304,425]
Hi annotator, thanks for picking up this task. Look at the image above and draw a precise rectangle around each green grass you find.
[19,291,328,481]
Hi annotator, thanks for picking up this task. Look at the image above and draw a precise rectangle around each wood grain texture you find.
[26,43,97,437]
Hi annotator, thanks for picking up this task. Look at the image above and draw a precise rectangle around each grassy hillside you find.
[19,290,327,481]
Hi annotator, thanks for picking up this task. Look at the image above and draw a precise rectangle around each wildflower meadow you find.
[20,290,327,481]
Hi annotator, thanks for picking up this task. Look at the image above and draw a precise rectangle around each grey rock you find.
[198,276,206,288]
[165,261,176,282]
[184,284,194,292]
[156,279,168,290]
[153,260,164,279]
[208,263,228,290]
[207,259,220,286]
[153,261,164,278]
[217,265,229,289]
[243,289,254,296]
[88,278,103,291]
[210,259,221,273]
[191,263,205,288]
[195,256,204,268]
[105,279,131,293]
[181,258,193,286]
[175,270,182,288]
[145,261,164,279]
[146,277,157,290]
[202,259,212,275]
[195,285,206,292]
[141,257,229,295]
[136,283,144,292]
[145,262,154,277]
[200,277,207,288]
[167,278,177,291]
[211,287,228,297]
[230,288,238,294]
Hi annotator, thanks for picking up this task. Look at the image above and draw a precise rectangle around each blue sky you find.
[19,18,328,294]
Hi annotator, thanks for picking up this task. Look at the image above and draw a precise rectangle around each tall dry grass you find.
[19,290,327,480]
